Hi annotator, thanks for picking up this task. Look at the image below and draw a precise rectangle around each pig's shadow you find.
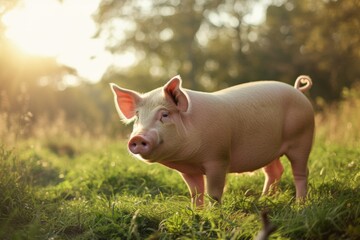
[96,172,187,197]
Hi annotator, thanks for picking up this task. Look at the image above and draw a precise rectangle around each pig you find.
[110,75,314,207]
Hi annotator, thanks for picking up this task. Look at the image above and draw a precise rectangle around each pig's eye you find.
[160,111,170,123]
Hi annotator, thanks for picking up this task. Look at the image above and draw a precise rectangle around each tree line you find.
[96,0,360,101]
[0,0,359,135]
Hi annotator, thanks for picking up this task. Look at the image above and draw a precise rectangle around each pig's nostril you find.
[128,135,152,155]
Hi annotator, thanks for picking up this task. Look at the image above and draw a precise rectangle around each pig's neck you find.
[159,90,232,174]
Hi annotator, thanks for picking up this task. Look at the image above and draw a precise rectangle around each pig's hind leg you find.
[262,158,284,195]
[285,131,313,200]
[286,149,310,200]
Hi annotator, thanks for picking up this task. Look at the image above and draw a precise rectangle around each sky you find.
[2,0,266,84]
[2,0,136,83]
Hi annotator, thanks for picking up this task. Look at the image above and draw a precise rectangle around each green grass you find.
[2,86,360,239]
[1,137,360,239]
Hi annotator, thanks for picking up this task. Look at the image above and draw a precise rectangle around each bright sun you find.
[2,0,137,82]
[3,0,88,56]
[1,0,125,82]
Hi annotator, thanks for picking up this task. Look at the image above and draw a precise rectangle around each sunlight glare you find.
[3,0,74,56]
[2,0,137,83]
[2,0,117,83]
[244,2,269,25]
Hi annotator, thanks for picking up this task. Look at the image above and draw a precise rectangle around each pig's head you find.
[110,75,191,162]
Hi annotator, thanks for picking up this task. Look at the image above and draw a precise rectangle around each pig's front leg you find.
[181,173,205,207]
[204,161,228,204]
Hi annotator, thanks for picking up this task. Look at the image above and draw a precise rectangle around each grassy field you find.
[1,90,360,239]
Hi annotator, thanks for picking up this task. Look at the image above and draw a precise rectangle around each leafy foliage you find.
[96,0,360,102]
[1,0,360,134]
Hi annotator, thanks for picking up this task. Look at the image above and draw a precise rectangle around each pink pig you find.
[110,75,314,206]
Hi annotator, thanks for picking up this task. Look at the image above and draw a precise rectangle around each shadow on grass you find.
[94,172,186,198]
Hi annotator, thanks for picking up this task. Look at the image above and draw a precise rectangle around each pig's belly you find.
[228,142,285,173]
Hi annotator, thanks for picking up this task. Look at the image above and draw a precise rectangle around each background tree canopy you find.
[1,0,360,134]
[96,0,360,101]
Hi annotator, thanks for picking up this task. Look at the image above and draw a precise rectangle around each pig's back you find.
[188,81,313,172]
[214,81,312,116]
[215,81,303,102]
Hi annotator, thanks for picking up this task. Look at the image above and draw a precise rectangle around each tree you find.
[0,1,107,135]
[96,0,360,102]
[95,0,255,91]
[255,0,360,100]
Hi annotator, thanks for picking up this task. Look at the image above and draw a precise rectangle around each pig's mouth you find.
[139,139,165,162]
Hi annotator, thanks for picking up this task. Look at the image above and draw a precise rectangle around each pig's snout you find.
[128,135,152,156]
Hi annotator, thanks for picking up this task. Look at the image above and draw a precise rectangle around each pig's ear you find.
[110,83,141,123]
[163,75,189,112]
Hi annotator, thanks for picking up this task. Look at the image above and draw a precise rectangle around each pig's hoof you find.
[206,196,221,207]
[295,196,307,204]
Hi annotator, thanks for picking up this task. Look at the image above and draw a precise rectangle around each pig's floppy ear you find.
[163,75,189,112]
[110,83,141,122]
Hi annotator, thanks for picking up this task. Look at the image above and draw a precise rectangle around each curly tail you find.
[294,75,312,93]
